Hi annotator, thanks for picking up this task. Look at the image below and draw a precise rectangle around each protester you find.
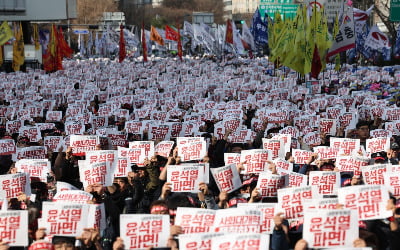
[1,56,400,250]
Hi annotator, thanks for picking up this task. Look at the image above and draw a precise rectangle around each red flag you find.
[225,19,233,44]
[43,25,59,72]
[311,45,322,79]
[177,25,182,61]
[57,27,73,58]
[165,25,179,41]
[141,22,148,62]
[119,25,126,63]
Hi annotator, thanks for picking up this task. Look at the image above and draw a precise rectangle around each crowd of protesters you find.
[1,56,400,250]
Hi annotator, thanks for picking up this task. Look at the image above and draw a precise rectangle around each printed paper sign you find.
[284,172,308,187]
[44,136,63,152]
[70,135,100,156]
[129,141,155,159]
[125,121,144,134]
[87,203,106,232]
[361,164,386,185]
[384,172,400,198]
[303,209,358,248]
[167,164,205,192]
[0,210,28,246]
[79,162,114,188]
[370,129,392,138]
[0,173,31,199]
[56,181,79,193]
[309,171,341,195]
[118,147,146,166]
[278,186,320,219]
[148,124,171,140]
[212,208,262,233]
[108,131,128,148]
[303,132,322,146]
[175,207,216,234]
[65,120,85,135]
[211,233,270,250]
[15,159,51,182]
[338,185,392,220]
[336,156,370,177]
[0,139,16,155]
[15,146,47,161]
[240,149,271,173]
[237,203,278,234]
[6,120,22,134]
[19,126,41,142]
[303,198,339,210]
[210,165,242,193]
[313,146,339,160]
[154,141,174,158]
[53,190,93,204]
[366,137,390,154]
[274,158,293,175]
[330,138,360,156]
[177,137,207,162]
[292,149,314,164]
[41,202,89,236]
[272,134,291,153]
[319,119,336,136]
[262,139,285,159]
[120,214,170,249]
[224,153,241,166]
[85,150,117,166]
[256,172,285,197]
[46,111,63,121]
[179,233,224,250]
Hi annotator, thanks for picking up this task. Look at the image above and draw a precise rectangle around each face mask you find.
[239,193,250,199]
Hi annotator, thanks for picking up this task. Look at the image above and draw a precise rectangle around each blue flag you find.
[395,25,400,59]
[251,7,268,45]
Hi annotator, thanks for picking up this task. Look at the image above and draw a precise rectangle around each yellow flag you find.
[32,23,40,50]
[0,21,13,46]
[12,22,24,72]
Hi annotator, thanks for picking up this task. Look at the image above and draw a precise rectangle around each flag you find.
[12,22,24,72]
[225,19,233,44]
[150,26,164,46]
[311,45,322,79]
[241,21,255,51]
[251,7,268,45]
[177,25,182,61]
[184,21,194,38]
[119,25,126,63]
[165,25,179,41]
[395,25,400,59]
[43,24,60,72]
[0,46,3,66]
[0,21,13,46]
[326,6,356,62]
[57,27,73,58]
[232,21,245,54]
[141,22,147,62]
[364,25,390,50]
[32,23,40,50]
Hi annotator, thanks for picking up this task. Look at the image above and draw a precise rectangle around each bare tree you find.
[74,0,118,24]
